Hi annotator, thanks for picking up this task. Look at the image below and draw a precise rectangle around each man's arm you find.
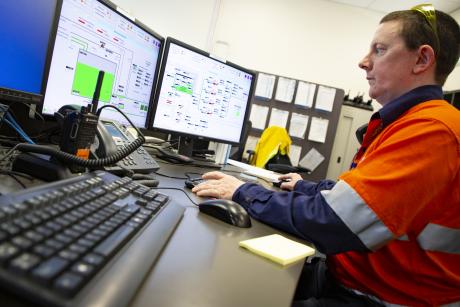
[232,182,369,254]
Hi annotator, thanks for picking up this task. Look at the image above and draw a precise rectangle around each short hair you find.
[381,10,460,85]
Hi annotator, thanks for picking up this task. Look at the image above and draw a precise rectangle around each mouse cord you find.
[152,187,199,207]
[153,171,188,180]
[153,171,204,180]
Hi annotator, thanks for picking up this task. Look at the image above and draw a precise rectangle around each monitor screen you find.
[150,38,255,147]
[41,0,163,128]
[0,0,61,103]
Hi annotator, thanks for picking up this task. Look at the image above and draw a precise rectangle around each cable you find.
[153,171,189,180]
[9,99,46,141]
[184,172,203,179]
[14,105,146,168]
[96,105,144,140]
[4,112,35,144]
[4,119,34,144]
[152,186,199,207]
[0,169,35,181]
[0,144,20,163]
[1,172,26,189]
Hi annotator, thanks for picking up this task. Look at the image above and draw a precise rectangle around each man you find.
[193,5,460,306]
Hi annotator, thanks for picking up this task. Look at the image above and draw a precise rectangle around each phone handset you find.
[91,119,159,174]
[92,121,117,158]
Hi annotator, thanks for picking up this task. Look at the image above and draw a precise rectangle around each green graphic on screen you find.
[72,62,115,102]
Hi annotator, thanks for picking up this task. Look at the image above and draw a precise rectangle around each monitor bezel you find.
[0,0,63,105]
[149,37,256,146]
[38,0,165,129]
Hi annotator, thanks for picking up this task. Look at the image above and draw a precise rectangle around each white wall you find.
[213,0,382,100]
[110,0,460,100]
[444,8,460,91]
[110,0,217,50]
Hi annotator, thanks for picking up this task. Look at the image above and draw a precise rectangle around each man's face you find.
[359,21,419,105]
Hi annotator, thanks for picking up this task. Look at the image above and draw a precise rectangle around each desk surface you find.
[0,160,307,307]
[131,162,306,307]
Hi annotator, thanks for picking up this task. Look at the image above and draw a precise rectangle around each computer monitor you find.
[150,37,255,157]
[0,0,62,104]
[41,0,163,128]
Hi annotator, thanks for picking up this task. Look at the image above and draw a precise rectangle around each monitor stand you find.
[178,137,194,158]
[178,137,221,169]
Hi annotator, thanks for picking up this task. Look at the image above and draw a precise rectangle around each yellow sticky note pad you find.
[239,234,315,266]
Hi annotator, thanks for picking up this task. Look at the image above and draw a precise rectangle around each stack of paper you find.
[239,234,315,266]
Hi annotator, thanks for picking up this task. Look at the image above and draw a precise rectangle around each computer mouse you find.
[198,199,251,228]
[272,178,291,188]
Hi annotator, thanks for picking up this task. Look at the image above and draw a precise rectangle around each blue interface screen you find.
[0,0,58,95]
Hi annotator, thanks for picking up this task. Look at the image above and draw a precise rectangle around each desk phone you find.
[92,119,159,174]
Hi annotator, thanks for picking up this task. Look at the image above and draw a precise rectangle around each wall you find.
[110,0,217,50]
[444,8,460,91]
[213,0,382,100]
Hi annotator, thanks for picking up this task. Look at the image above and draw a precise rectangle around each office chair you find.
[355,123,368,145]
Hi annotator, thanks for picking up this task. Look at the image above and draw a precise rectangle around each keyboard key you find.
[0,242,19,262]
[24,230,44,243]
[54,272,84,296]
[72,261,94,277]
[32,256,69,282]
[33,245,55,258]
[82,253,104,266]
[59,249,80,261]
[9,253,40,274]
[0,223,21,236]
[11,236,33,249]
[94,225,134,257]
[66,243,86,255]
[35,226,54,237]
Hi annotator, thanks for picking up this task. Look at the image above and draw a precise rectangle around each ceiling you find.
[325,0,460,14]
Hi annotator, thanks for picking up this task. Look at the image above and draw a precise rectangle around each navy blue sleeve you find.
[293,179,336,195]
[233,183,369,254]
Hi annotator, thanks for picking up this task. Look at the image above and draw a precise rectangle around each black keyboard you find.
[0,171,184,307]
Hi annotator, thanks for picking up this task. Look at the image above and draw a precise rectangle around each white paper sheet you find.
[249,104,269,130]
[274,77,296,103]
[268,108,289,128]
[299,147,325,172]
[289,113,309,138]
[289,145,302,166]
[294,81,316,108]
[254,73,276,99]
[315,85,336,112]
[227,159,281,182]
[308,117,329,143]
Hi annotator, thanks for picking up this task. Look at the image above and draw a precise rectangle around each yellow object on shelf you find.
[251,126,291,168]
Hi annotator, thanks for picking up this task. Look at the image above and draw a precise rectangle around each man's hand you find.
[278,173,303,191]
[192,171,245,199]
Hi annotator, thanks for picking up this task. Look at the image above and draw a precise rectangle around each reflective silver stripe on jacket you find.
[320,180,394,251]
[350,287,460,307]
[417,223,460,254]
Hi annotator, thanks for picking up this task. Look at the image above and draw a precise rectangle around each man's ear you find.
[413,45,436,74]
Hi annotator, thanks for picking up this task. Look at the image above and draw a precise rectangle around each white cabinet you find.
[326,105,373,180]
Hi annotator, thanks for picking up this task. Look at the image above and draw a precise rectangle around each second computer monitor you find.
[150,38,255,154]
[41,0,163,128]
[0,0,61,103]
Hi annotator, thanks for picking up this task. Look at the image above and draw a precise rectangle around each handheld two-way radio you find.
[59,71,105,172]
